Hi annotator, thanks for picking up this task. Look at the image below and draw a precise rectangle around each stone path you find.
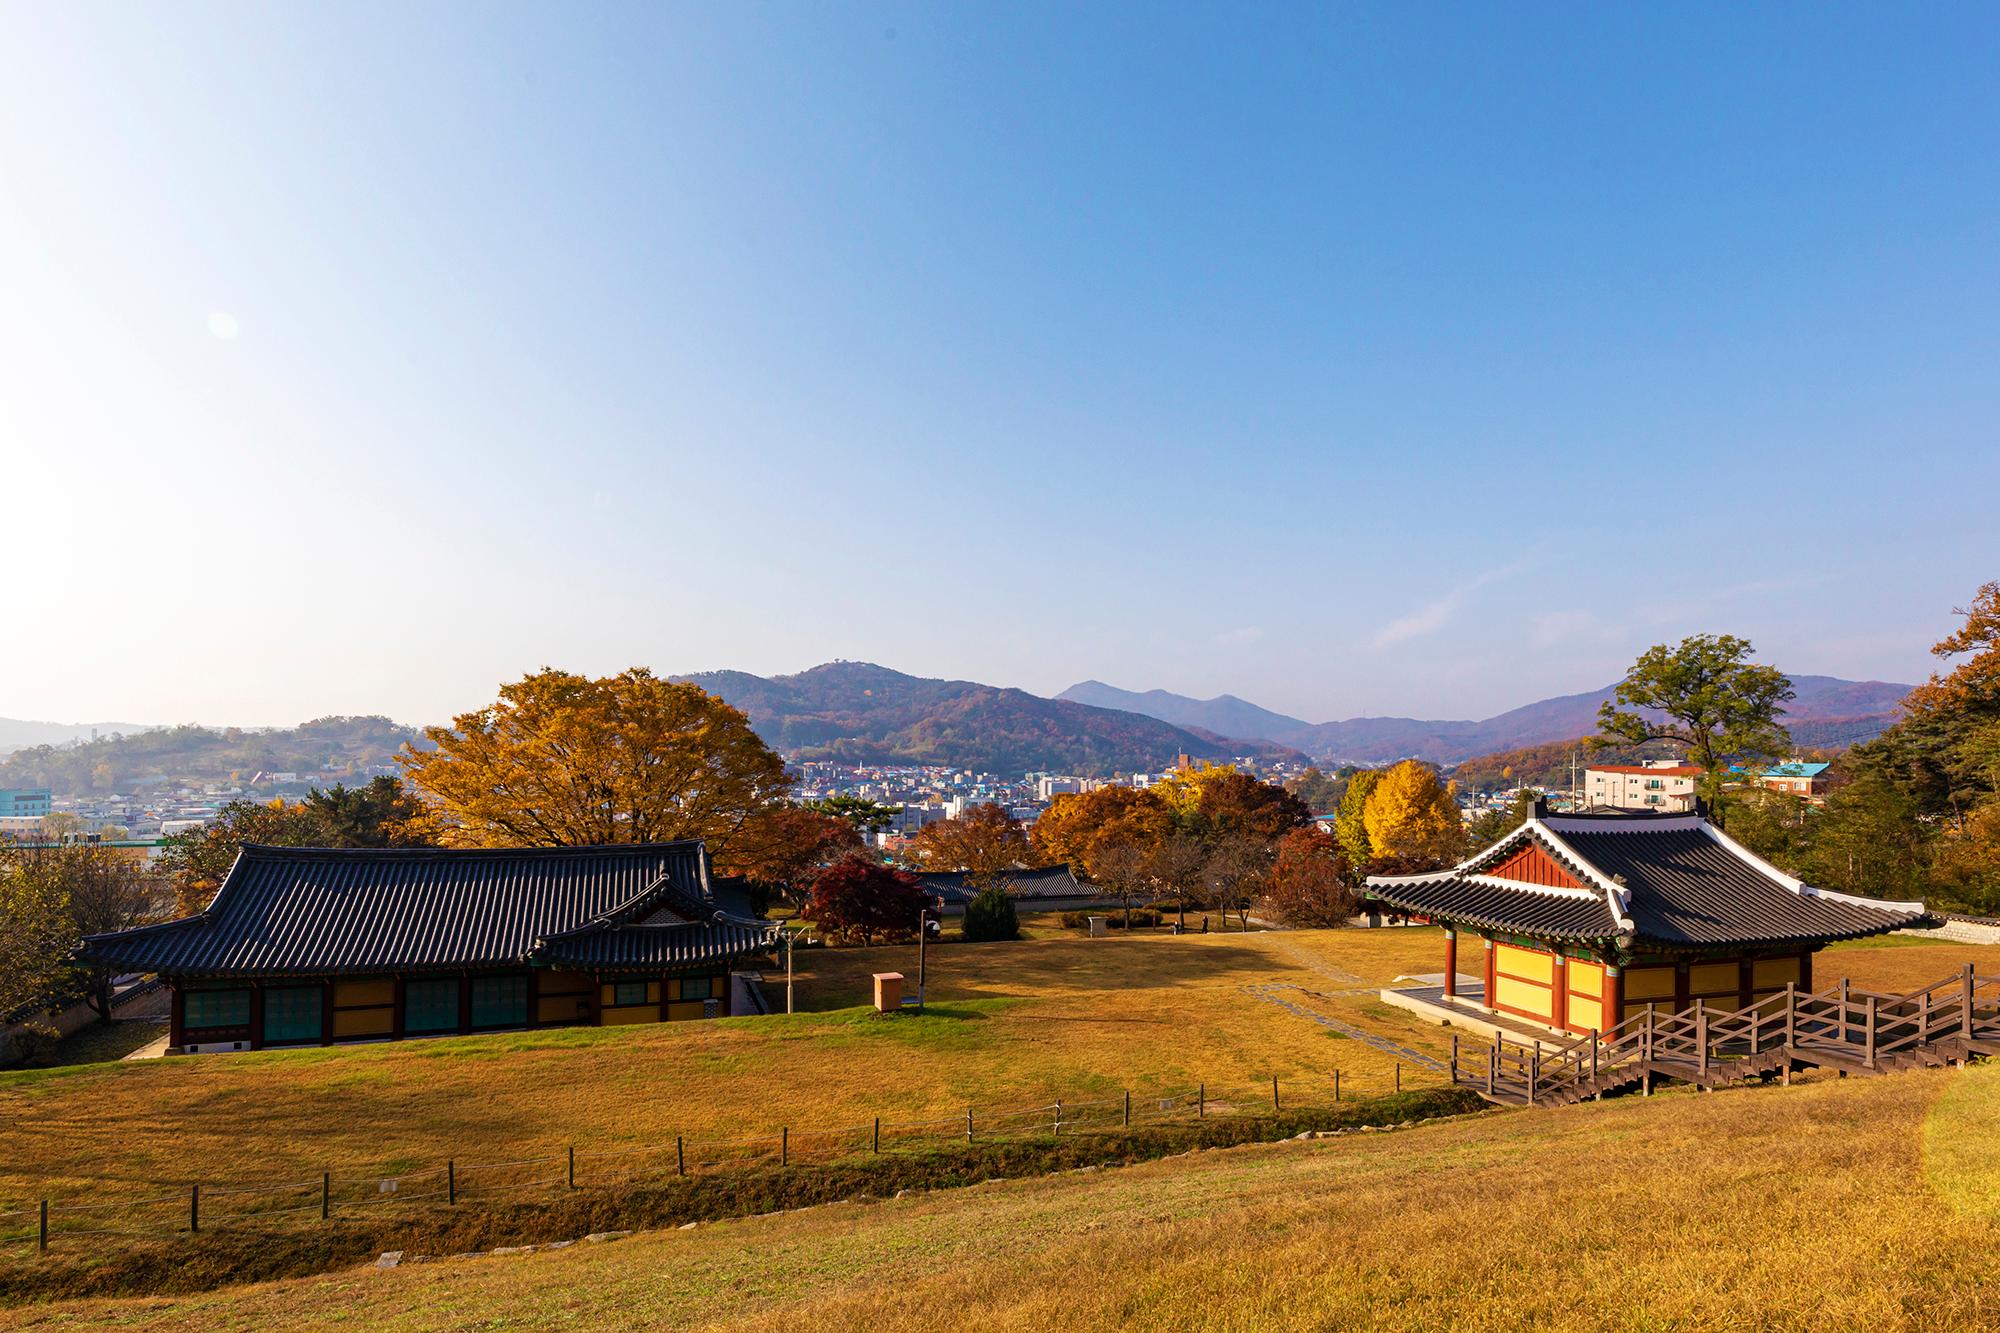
[1240,982,1446,1072]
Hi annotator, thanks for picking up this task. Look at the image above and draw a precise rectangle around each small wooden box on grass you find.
[873,972,903,1013]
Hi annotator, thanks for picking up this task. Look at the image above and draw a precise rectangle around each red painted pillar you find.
[1800,950,1814,994]
[1483,937,1496,1009]
[321,980,335,1046]
[1553,955,1570,1032]
[1443,929,1458,999]
[1606,965,1625,1029]
[525,968,540,1030]
[392,976,407,1041]
[248,984,265,1050]
[458,973,473,1034]
[168,983,185,1050]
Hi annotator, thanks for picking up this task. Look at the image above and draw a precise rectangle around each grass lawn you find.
[11,1051,1996,1330]
[0,928,1463,1221]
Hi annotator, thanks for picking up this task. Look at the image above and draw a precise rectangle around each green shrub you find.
[961,885,1020,942]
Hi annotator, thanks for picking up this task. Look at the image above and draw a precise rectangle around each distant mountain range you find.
[674,662,1306,776]
[0,718,155,757]
[1057,676,1913,765]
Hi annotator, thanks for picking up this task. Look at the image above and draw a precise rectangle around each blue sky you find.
[3,5,1995,727]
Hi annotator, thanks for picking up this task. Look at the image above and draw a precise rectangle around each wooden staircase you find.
[1453,964,2000,1107]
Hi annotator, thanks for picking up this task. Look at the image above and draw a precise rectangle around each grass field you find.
[0,927,1461,1215]
[8,1046,1995,1330]
[2,930,1993,1213]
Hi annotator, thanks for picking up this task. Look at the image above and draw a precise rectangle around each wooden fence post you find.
[39,1199,47,1252]
[1054,1100,1062,1136]
[322,1172,330,1221]
[1449,1036,1458,1084]
[1271,1075,1279,1112]
[1696,1005,1708,1076]
[1484,1047,1494,1097]
[190,1183,200,1233]
[1198,1083,1205,1119]
[873,1117,881,1153]
[782,1127,789,1167]
[1527,1053,1538,1107]
[676,1136,685,1177]
[447,1162,456,1206]
[1333,1069,1341,1102]
[1395,1062,1401,1094]
[568,1145,575,1189]
[1966,964,1977,1041]
[1865,996,1877,1068]
[965,1107,973,1146]
[1124,1090,1131,1127]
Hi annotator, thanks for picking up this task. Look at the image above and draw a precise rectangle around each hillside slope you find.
[24,1058,1995,1330]
[1062,674,1912,764]
[678,662,1302,774]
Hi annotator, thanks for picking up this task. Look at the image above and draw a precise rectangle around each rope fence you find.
[1,1061,1449,1255]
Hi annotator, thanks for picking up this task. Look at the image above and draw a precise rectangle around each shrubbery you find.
[960,885,1020,942]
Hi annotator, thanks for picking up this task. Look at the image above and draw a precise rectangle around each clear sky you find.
[3,4,1995,728]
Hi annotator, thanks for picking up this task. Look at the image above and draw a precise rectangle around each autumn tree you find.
[8,843,168,1021]
[1143,833,1209,931]
[1596,634,1794,815]
[1150,762,1236,821]
[1332,769,1382,872]
[1361,760,1463,867]
[1285,767,1352,814]
[1190,773,1314,842]
[1257,826,1357,927]
[907,803,1032,886]
[804,856,932,946]
[1201,833,1273,930]
[1086,837,1153,930]
[0,858,78,1051]
[397,668,795,877]
[1031,786,1174,872]
[727,805,862,906]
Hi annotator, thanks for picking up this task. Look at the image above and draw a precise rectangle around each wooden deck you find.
[1446,964,2000,1107]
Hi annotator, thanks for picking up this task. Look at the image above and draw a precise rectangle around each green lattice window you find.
[262,986,322,1043]
[471,975,528,1028]
[679,975,712,1002]
[404,978,460,1033]
[184,988,250,1029]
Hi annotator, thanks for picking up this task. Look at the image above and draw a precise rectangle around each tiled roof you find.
[1365,812,1926,951]
[1586,765,1704,777]
[77,843,778,977]
[912,865,1091,904]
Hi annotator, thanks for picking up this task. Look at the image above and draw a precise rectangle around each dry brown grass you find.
[0,928,1458,1214]
[11,1056,1995,1331]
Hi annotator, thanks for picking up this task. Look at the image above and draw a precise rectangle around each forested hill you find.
[0,716,421,795]
[675,662,1305,775]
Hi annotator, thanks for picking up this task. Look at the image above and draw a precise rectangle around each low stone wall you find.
[1898,916,2000,946]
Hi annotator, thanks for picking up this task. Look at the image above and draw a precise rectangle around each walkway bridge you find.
[1453,965,2000,1107]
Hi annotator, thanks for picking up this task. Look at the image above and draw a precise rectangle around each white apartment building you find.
[1581,760,1703,812]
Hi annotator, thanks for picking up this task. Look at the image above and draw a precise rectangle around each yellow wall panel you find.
[333,1009,392,1038]
[1625,967,1676,1000]
[1567,995,1604,1032]
[1690,962,1739,997]
[1753,957,1801,988]
[667,1001,707,1021]
[1567,960,1604,1000]
[537,995,590,1024]
[1494,944,1554,985]
[334,980,394,1007]
[541,971,592,994]
[1493,974,1555,1019]
[599,1006,659,1027]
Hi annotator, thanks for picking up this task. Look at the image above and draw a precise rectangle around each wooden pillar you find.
[248,983,266,1050]
[1738,956,1754,1013]
[525,967,540,1030]
[1674,962,1690,1015]
[168,983,185,1050]
[321,980,335,1046]
[1800,950,1814,994]
[1443,929,1458,999]
[659,973,673,1023]
[1605,965,1624,1030]
[392,976,407,1041]
[1552,954,1569,1032]
[719,972,732,1017]
[458,973,473,1034]
[1483,937,1496,1009]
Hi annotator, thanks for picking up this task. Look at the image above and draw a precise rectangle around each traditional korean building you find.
[77,842,779,1053]
[1366,806,1928,1035]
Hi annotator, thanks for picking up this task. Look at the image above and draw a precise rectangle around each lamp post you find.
[916,907,940,1012]
[784,927,795,1015]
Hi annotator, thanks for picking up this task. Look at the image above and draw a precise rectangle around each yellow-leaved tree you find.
[1149,762,1236,821]
[1361,760,1464,867]
[398,667,799,876]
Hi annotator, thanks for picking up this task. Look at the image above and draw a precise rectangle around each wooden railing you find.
[1451,965,2000,1106]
